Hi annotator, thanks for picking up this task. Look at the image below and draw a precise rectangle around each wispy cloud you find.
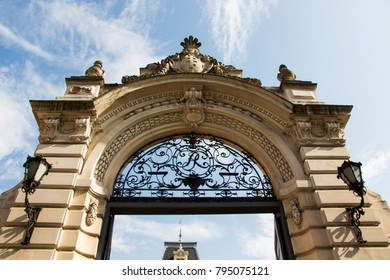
[361,148,390,182]
[0,0,165,192]
[20,0,162,82]
[0,23,53,61]
[111,216,224,256]
[0,65,37,159]
[202,0,276,63]
[235,214,275,259]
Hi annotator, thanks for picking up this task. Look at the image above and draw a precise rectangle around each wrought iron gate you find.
[97,135,294,259]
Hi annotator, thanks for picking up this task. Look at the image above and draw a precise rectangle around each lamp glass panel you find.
[34,161,49,182]
[341,166,357,185]
[26,159,40,180]
[352,164,362,183]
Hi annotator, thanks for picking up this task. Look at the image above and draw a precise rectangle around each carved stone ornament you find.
[290,199,302,225]
[85,60,105,77]
[39,117,60,142]
[86,198,99,226]
[181,86,206,127]
[69,86,92,95]
[296,119,312,140]
[325,120,344,144]
[121,36,261,86]
[70,117,91,142]
[173,244,189,260]
[277,64,296,82]
[293,117,346,146]
[38,115,92,144]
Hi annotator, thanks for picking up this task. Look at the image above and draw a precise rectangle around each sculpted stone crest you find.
[121,36,263,85]
[140,35,236,75]
[170,36,213,73]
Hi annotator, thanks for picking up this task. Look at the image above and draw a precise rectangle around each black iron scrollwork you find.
[113,136,274,199]
[346,189,367,244]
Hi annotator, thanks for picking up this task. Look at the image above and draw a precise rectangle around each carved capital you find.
[325,119,345,144]
[293,117,346,146]
[295,119,312,141]
[38,115,93,144]
[70,117,91,142]
[39,117,60,142]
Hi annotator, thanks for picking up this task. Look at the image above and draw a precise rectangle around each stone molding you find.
[94,112,294,183]
[96,88,289,133]
[96,91,182,127]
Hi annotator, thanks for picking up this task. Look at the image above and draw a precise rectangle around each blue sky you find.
[1,0,390,260]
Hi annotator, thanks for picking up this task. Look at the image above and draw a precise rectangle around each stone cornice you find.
[30,100,97,144]
[30,100,96,112]
[293,104,353,116]
[289,104,352,147]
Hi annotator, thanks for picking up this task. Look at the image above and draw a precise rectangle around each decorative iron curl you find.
[113,135,274,199]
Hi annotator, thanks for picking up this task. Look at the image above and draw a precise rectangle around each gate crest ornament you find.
[121,36,262,86]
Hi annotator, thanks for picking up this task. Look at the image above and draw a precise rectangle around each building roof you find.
[162,242,199,260]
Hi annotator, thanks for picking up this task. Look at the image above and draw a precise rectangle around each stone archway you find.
[1,36,389,260]
[96,134,294,260]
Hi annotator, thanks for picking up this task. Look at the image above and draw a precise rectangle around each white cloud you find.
[202,0,276,63]
[0,60,63,175]
[360,148,390,182]
[0,23,53,61]
[0,66,36,159]
[0,0,165,188]
[235,214,275,259]
[23,0,162,82]
[111,216,224,256]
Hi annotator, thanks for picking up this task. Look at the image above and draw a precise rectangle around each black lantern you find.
[21,155,52,245]
[337,160,367,243]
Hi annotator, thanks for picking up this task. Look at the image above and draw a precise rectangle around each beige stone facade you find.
[1,36,389,260]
